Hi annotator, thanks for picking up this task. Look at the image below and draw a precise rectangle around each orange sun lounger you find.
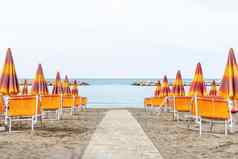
[81,97,88,109]
[192,96,232,135]
[172,96,193,120]
[41,95,62,120]
[144,97,168,112]
[144,97,152,111]
[6,96,40,132]
[74,96,81,107]
[62,96,75,114]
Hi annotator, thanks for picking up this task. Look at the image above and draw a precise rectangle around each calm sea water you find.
[69,79,217,108]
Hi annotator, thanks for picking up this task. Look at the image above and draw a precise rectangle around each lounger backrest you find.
[144,98,152,106]
[174,96,192,112]
[75,96,81,106]
[0,96,5,113]
[41,95,61,110]
[62,96,74,108]
[81,97,88,106]
[151,97,166,106]
[197,97,230,120]
[8,96,39,117]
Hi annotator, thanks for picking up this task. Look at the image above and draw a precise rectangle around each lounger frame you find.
[6,96,40,132]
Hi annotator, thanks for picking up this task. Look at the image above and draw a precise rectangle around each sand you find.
[1,108,238,159]
[130,108,238,159]
[0,109,107,159]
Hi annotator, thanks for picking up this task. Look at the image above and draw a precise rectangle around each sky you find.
[0,0,237,79]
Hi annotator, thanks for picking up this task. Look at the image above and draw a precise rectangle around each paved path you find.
[82,110,163,159]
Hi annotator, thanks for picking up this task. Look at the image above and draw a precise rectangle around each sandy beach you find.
[130,108,238,159]
[1,108,238,159]
[0,109,107,159]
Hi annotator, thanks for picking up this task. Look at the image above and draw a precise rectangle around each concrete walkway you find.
[82,110,163,159]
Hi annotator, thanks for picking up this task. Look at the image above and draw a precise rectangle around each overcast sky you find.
[0,0,237,79]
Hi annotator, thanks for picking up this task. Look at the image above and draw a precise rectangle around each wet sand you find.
[0,109,107,159]
[130,108,238,159]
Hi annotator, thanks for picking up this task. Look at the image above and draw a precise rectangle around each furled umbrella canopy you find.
[21,80,28,95]
[188,63,207,96]
[209,80,218,96]
[159,75,171,97]
[0,48,20,95]
[219,48,238,99]
[154,80,161,97]
[71,80,79,96]
[172,70,185,96]
[52,72,63,95]
[63,75,71,95]
[31,64,49,95]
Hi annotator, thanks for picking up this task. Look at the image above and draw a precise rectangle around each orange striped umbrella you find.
[159,75,171,97]
[172,70,185,96]
[188,63,207,96]
[154,80,161,96]
[219,48,238,99]
[63,75,71,95]
[209,80,217,96]
[31,64,49,95]
[52,72,63,95]
[0,48,20,95]
[71,80,79,96]
[21,80,28,95]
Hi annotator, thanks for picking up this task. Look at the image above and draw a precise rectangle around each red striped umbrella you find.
[71,80,79,96]
[188,63,207,96]
[52,72,63,95]
[63,75,71,95]
[0,48,20,95]
[209,80,217,96]
[21,80,28,95]
[219,48,238,99]
[159,75,171,97]
[154,80,161,97]
[172,70,185,96]
[31,64,49,95]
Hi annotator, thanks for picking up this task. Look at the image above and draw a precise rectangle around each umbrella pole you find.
[228,98,233,132]
[194,96,199,123]
[3,96,9,127]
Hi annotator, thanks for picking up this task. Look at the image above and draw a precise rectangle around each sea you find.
[66,79,218,108]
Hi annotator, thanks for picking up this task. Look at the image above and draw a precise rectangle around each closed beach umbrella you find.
[159,75,171,97]
[219,48,238,99]
[172,70,185,96]
[0,48,20,95]
[21,80,28,95]
[63,75,71,95]
[31,64,49,95]
[154,80,161,97]
[52,72,63,95]
[188,62,207,96]
[71,80,79,96]
[209,80,217,96]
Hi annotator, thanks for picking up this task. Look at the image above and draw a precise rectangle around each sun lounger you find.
[6,96,40,132]
[62,96,75,114]
[173,96,192,120]
[150,97,168,112]
[192,97,232,135]
[81,97,88,109]
[41,95,62,120]
[144,97,152,111]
